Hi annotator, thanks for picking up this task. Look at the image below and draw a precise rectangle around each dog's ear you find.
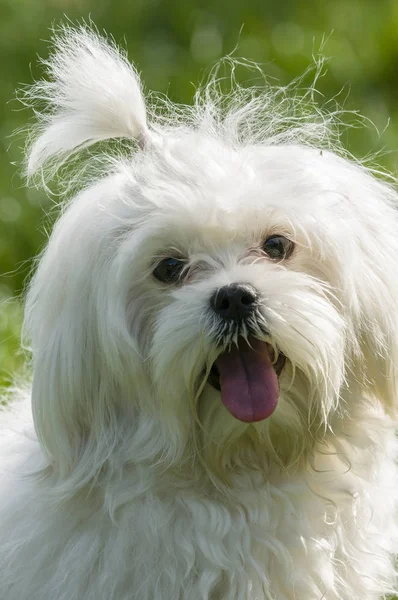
[357,285,398,419]
[349,180,398,418]
[23,190,142,485]
[23,24,149,179]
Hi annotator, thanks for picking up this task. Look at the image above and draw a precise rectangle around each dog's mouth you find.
[207,338,285,423]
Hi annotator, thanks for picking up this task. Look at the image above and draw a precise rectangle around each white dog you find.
[1,25,398,600]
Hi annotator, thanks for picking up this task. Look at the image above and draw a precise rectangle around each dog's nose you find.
[211,284,258,321]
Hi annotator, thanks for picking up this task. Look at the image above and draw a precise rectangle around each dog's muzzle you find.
[206,283,286,423]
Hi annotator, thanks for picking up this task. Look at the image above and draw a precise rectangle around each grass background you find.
[1,0,398,380]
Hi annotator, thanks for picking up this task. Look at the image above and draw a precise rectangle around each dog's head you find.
[23,26,398,484]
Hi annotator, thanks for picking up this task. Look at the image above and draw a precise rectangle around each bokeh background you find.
[2,0,398,386]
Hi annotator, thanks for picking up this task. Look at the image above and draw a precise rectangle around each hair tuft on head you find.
[20,24,149,184]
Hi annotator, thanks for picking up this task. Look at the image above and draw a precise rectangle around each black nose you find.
[210,284,258,321]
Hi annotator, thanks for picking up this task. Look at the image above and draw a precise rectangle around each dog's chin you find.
[206,337,286,423]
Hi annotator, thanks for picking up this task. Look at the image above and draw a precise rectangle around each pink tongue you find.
[215,338,279,423]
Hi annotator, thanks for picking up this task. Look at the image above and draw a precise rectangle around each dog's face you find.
[24,28,398,480]
[128,141,346,452]
[90,135,395,474]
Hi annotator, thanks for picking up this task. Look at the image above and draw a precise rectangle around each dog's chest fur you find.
[1,409,397,600]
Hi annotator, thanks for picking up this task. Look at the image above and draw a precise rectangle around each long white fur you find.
[1,25,398,599]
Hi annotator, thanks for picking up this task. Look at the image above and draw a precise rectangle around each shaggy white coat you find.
[1,26,398,600]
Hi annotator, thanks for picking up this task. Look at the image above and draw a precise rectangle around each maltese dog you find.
[1,25,398,600]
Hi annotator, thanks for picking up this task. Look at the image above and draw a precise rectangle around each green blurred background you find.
[2,0,398,386]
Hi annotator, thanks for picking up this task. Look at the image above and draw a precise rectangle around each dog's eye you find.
[263,235,294,260]
[153,257,186,283]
